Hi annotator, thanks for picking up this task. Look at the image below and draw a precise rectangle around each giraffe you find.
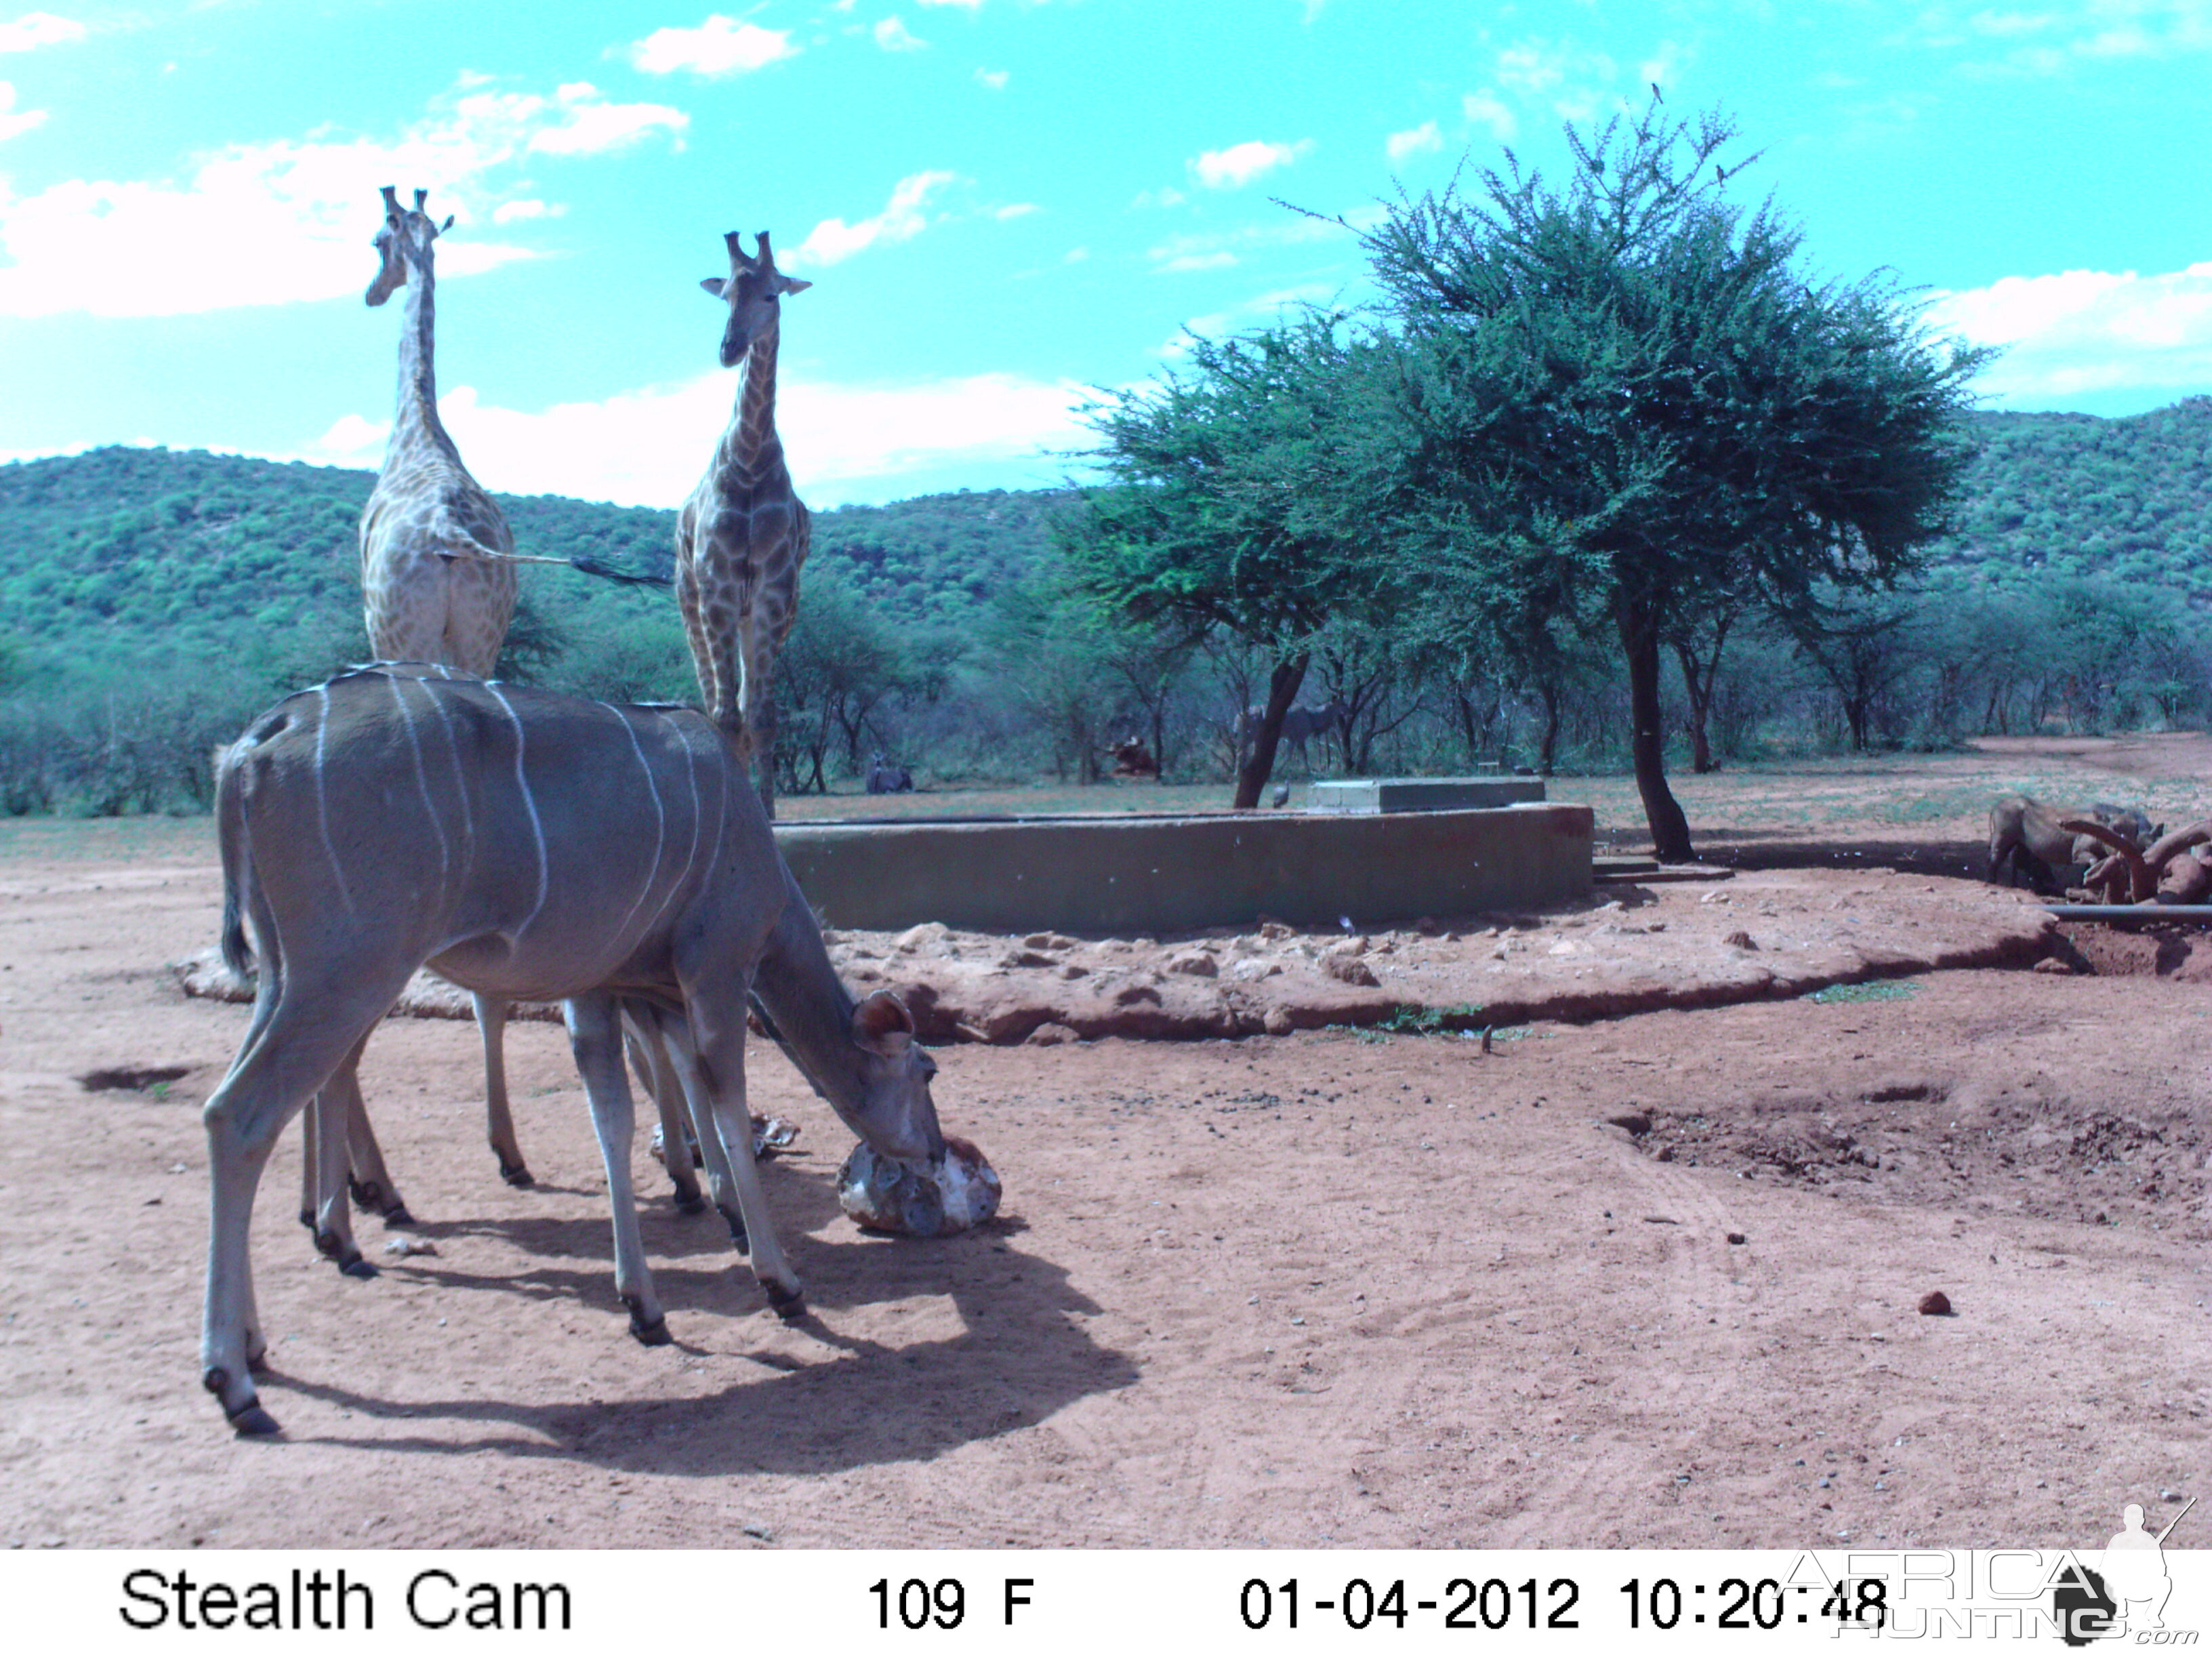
[346,184,535,1191]
[675,228,812,818]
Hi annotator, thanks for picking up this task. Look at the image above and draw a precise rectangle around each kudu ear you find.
[700,277,729,298]
[852,990,917,1056]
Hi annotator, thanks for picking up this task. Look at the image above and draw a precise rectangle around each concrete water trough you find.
[773,790,1593,935]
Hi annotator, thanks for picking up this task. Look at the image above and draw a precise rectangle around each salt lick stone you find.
[838,1134,1002,1237]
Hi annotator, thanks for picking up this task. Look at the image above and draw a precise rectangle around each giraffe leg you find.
[476,994,531,1185]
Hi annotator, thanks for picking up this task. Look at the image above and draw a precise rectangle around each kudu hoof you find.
[623,1298,671,1347]
[348,1177,388,1211]
[340,1255,380,1280]
[764,1282,806,1323]
[719,1208,750,1255]
[205,1368,281,1437]
[673,1187,706,1216]
[380,1204,415,1227]
[499,1161,535,1189]
[297,1206,314,1229]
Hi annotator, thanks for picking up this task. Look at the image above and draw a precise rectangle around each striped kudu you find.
[201,665,947,1436]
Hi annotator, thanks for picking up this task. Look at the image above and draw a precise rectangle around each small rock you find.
[1113,981,1162,1007]
[838,1136,1001,1237]
[1548,941,1578,956]
[1165,950,1218,978]
[383,1235,438,1258]
[2031,956,2076,975]
[1699,890,1730,905]
[1917,1290,1954,1317]
[1263,1005,1296,1036]
[1724,930,1757,950]
[1026,1023,1078,1047]
[1606,1113,1652,1136]
[1258,920,1294,941]
[998,948,1058,969]
[1056,962,1089,980]
[1322,953,1379,987]
[1726,1231,1746,1245]
[1025,931,1078,950]
[895,922,951,954]
[1414,916,1441,935]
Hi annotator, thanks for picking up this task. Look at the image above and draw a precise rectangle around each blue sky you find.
[1,0,2207,507]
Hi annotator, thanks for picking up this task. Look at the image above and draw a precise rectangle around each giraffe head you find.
[366,186,455,307]
[699,230,811,368]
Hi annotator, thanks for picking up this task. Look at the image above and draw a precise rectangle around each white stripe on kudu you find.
[483,682,549,938]
[388,675,451,886]
[311,682,354,914]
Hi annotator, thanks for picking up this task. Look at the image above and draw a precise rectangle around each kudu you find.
[201,665,947,1435]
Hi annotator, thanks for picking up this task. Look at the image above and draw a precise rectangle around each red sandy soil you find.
[2,746,2207,1551]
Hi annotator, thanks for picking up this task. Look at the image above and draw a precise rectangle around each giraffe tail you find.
[569,554,673,588]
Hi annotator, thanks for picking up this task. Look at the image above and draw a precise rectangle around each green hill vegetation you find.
[0,395,2207,815]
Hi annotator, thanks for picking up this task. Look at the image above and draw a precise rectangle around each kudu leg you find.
[202,975,410,1435]
[624,1006,704,1214]
[562,995,668,1345]
[340,1049,411,1224]
[665,1005,801,1317]
[476,994,531,1187]
[308,1036,380,1277]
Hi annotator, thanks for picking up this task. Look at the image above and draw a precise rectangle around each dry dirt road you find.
[2,778,2207,1551]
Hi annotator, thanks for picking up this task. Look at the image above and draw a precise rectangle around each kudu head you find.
[699,229,810,368]
[841,990,947,1165]
[366,186,454,306]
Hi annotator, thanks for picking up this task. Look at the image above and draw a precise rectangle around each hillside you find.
[1934,397,2212,598]
[1,398,2206,682]
[0,445,1069,677]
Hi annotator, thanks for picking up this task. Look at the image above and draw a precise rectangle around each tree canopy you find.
[1359,100,1990,856]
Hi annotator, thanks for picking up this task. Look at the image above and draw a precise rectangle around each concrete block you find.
[1307,777,1546,813]
[775,802,1592,934]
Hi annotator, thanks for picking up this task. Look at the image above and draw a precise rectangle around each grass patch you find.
[1377,1002,1487,1034]
[1805,979,1921,1004]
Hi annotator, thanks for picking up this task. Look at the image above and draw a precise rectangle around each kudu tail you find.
[214,737,256,981]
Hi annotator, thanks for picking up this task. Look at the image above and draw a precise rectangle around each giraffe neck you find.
[391,250,459,462]
[719,321,781,477]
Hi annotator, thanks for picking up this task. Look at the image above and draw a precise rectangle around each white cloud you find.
[1461,90,1517,140]
[1908,1,2212,73]
[0,78,42,140]
[0,80,684,318]
[917,0,985,8]
[1386,120,1441,164]
[1131,185,1186,209]
[628,15,799,77]
[1929,261,2212,401]
[302,369,1092,505]
[1062,245,1088,263]
[874,16,928,51]
[1493,36,1618,121]
[1145,215,1353,276]
[1155,249,1237,274]
[491,197,567,224]
[527,82,688,155]
[975,66,1009,89]
[1190,138,1312,190]
[992,201,1038,220]
[0,12,84,52]
[790,169,956,267]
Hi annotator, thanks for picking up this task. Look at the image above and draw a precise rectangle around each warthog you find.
[1987,794,2160,895]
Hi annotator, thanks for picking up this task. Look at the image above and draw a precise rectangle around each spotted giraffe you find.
[675,229,812,817]
[340,186,541,1196]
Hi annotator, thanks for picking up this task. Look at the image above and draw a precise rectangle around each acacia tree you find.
[1362,100,1989,858]
[1068,314,1395,808]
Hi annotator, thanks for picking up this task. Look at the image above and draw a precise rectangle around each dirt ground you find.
[3,741,2208,1550]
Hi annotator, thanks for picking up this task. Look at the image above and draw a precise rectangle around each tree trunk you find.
[1536,680,1561,776]
[1619,595,1695,861]
[1233,653,1308,810]
[1673,616,1731,775]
